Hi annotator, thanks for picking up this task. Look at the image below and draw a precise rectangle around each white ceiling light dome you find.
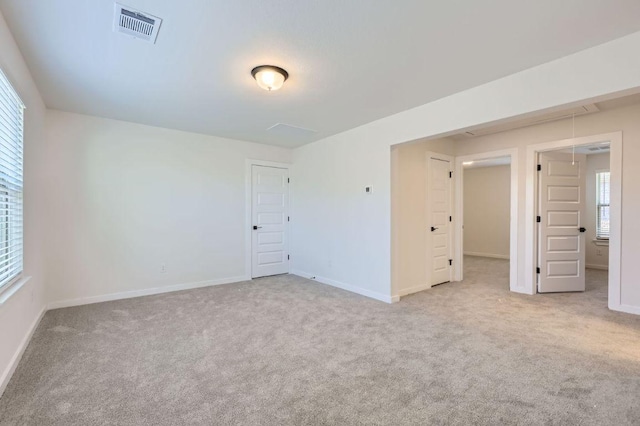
[251,65,289,91]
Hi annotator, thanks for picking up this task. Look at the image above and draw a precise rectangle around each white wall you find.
[455,103,640,308]
[585,153,610,269]
[290,128,394,301]
[44,111,291,307]
[0,10,48,394]
[391,138,455,296]
[463,165,510,259]
[292,30,640,305]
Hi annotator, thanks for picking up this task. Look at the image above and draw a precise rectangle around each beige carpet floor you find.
[1,256,639,425]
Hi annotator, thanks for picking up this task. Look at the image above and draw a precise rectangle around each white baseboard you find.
[48,275,248,310]
[291,270,395,304]
[586,264,609,271]
[610,303,640,316]
[395,283,431,298]
[464,251,510,260]
[0,306,46,397]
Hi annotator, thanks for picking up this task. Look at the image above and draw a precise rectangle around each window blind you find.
[596,171,610,239]
[0,68,24,291]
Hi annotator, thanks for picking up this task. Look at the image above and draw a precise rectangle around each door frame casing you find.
[244,159,291,280]
[525,132,623,310]
[454,148,519,291]
[425,151,455,287]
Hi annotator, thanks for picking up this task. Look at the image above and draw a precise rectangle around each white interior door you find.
[252,165,289,278]
[537,152,587,293]
[427,155,452,286]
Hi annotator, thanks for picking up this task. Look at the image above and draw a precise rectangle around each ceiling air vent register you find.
[114,3,162,44]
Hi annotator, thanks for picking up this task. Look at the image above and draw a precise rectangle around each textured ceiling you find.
[2,0,640,147]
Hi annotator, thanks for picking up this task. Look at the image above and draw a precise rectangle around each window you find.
[596,171,610,239]
[0,68,24,292]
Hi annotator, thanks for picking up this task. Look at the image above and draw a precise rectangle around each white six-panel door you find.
[252,165,289,278]
[427,155,452,286]
[537,152,586,293]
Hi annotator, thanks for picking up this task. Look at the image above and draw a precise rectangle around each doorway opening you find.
[532,140,613,307]
[460,155,512,290]
[244,160,290,280]
[425,152,454,288]
[390,139,457,298]
[391,94,635,314]
[453,149,519,292]
[524,132,621,311]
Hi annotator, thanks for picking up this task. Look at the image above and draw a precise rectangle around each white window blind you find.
[0,68,24,291]
[596,171,610,239]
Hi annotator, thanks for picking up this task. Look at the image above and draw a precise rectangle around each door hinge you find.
[537,164,541,171]
[449,259,453,266]
[449,216,452,222]
[536,216,541,223]
[287,178,290,183]
[449,171,452,178]
[536,267,540,274]
[288,255,290,260]
[288,216,290,222]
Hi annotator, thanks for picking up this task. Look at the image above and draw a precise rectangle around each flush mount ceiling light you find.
[251,65,289,91]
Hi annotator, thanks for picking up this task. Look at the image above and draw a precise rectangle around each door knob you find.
[253,226,263,230]
[579,227,586,233]
[431,227,438,232]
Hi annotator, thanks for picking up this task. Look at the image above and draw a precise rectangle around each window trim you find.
[595,169,610,240]
[0,275,31,305]
[0,67,25,295]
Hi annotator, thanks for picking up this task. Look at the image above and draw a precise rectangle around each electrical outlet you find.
[365,186,373,194]
[160,263,167,274]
